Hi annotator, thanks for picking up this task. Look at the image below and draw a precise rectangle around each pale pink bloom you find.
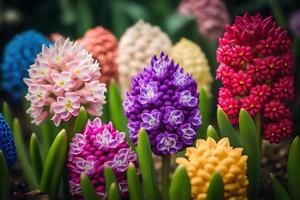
[83,81,106,102]
[52,92,80,126]
[24,37,106,126]
[51,71,75,92]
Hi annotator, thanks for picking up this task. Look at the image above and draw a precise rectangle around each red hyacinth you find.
[216,13,294,143]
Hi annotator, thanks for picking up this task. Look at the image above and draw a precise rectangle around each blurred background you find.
[0,0,299,125]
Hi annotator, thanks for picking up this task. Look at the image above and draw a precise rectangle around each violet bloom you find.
[67,118,137,199]
[124,52,201,155]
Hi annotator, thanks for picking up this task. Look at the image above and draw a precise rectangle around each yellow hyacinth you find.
[176,137,249,200]
[169,38,213,97]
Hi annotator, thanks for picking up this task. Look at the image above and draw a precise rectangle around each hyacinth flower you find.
[177,137,249,200]
[67,117,137,199]
[290,11,300,39]
[216,13,294,143]
[124,52,201,155]
[178,0,229,41]
[0,30,51,102]
[24,38,107,126]
[0,113,16,167]
[79,26,119,85]
[169,38,213,97]
[117,20,172,96]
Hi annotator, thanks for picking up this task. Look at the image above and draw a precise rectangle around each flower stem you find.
[162,155,171,200]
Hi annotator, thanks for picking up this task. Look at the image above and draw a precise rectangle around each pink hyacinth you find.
[67,118,137,199]
[24,38,107,126]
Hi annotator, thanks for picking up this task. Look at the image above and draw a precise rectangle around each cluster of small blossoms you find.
[169,38,213,97]
[67,118,137,199]
[0,113,17,167]
[0,30,51,101]
[117,20,172,96]
[124,52,201,155]
[79,26,119,84]
[216,13,294,143]
[178,0,229,40]
[176,138,248,200]
[24,38,107,126]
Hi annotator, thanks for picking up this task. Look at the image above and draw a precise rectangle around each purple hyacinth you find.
[67,118,137,199]
[124,52,201,155]
[290,11,300,39]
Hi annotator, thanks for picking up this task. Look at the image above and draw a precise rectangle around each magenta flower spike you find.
[124,52,201,155]
[24,38,107,126]
[216,13,294,143]
[67,118,137,199]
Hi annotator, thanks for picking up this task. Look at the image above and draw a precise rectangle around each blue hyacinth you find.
[0,30,52,102]
[0,113,16,167]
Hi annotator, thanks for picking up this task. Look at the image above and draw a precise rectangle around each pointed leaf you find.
[29,133,43,182]
[80,173,99,200]
[108,80,127,132]
[217,107,241,147]
[0,151,10,200]
[136,128,160,200]
[127,163,144,200]
[108,182,121,200]
[197,88,211,139]
[169,165,190,200]
[40,129,68,199]
[12,118,38,189]
[287,136,300,200]
[73,107,88,135]
[239,109,260,200]
[2,102,12,127]
[76,0,93,36]
[104,166,118,192]
[206,125,219,141]
[207,172,224,200]
[270,173,291,200]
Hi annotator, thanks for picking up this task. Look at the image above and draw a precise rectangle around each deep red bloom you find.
[216,13,294,143]
[241,95,262,117]
[272,76,295,101]
[264,123,281,143]
[263,100,290,121]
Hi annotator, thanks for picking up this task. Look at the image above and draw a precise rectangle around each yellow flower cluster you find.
[169,38,213,97]
[176,137,249,200]
[117,20,172,96]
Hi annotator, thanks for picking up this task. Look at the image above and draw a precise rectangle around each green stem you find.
[162,155,171,200]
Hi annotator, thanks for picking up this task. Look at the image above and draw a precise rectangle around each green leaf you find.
[270,173,292,200]
[217,107,241,147]
[101,101,110,123]
[29,133,43,182]
[76,0,93,36]
[104,166,118,192]
[12,118,39,189]
[136,128,160,200]
[0,151,10,200]
[287,136,300,200]
[108,80,127,132]
[207,172,224,200]
[127,163,144,200]
[80,173,99,200]
[239,109,260,200]
[197,88,211,139]
[39,120,51,160]
[40,129,68,198]
[169,165,190,200]
[2,102,12,127]
[206,125,219,141]
[108,183,121,200]
[73,107,88,136]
